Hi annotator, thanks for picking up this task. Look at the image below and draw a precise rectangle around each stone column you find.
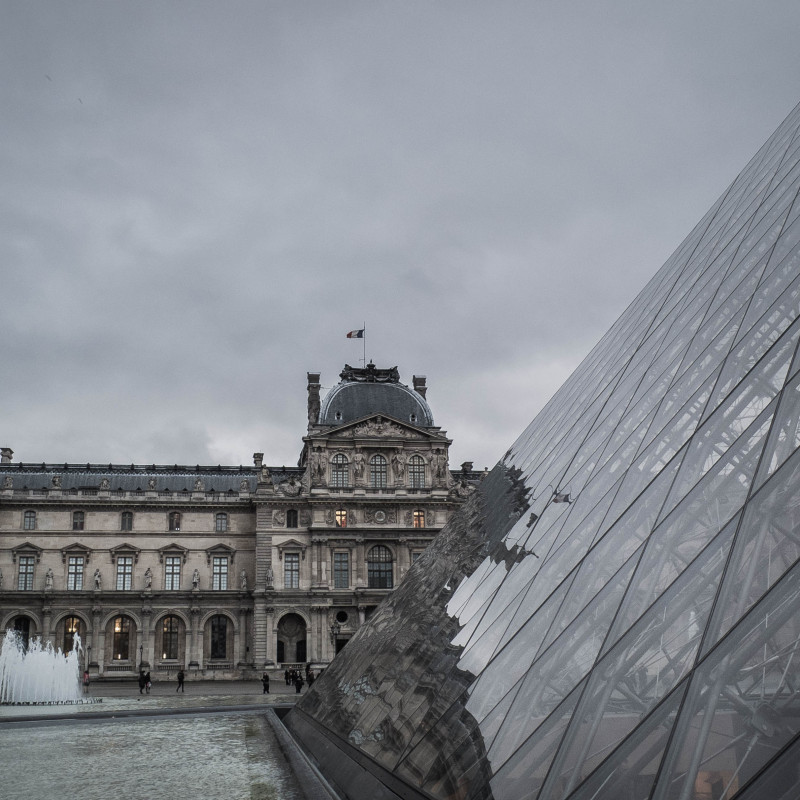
[141,603,152,668]
[41,604,52,646]
[188,606,200,669]
[238,605,249,665]
[90,604,102,669]
[264,606,275,666]
[355,538,366,587]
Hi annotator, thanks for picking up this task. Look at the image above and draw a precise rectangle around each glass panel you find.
[753,369,800,489]
[568,682,688,800]
[703,442,800,653]
[652,560,800,800]
[541,523,734,799]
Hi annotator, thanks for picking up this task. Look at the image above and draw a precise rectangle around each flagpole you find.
[363,321,366,366]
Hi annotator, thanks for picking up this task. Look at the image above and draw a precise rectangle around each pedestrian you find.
[144,670,152,694]
[294,674,304,694]
[262,672,270,694]
[284,668,290,686]
[176,668,185,693]
[138,669,146,694]
[82,670,90,694]
[307,670,315,687]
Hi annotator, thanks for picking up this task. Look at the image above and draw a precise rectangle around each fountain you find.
[0,629,84,704]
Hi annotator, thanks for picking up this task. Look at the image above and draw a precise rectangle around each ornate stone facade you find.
[0,367,481,680]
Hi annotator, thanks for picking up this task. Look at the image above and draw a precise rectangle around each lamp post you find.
[139,644,143,672]
[86,644,91,671]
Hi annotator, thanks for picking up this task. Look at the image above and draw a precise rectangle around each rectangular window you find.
[334,552,349,588]
[284,553,300,589]
[121,511,133,531]
[335,509,347,528]
[23,511,36,530]
[165,556,181,590]
[286,509,298,528]
[215,513,227,532]
[412,551,423,564]
[116,556,133,590]
[72,511,85,531]
[17,556,34,590]
[67,556,84,590]
[212,557,228,590]
[413,510,425,528]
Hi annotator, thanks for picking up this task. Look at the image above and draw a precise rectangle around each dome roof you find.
[318,364,434,427]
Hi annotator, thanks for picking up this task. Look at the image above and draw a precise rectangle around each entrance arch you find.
[277,613,307,664]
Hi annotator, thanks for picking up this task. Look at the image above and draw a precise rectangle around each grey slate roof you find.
[318,381,434,427]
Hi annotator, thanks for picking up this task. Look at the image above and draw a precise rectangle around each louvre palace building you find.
[0,363,480,680]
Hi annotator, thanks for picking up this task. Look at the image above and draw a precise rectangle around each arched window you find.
[413,509,425,528]
[120,511,133,531]
[63,616,81,654]
[210,615,228,659]
[215,512,228,532]
[367,545,394,589]
[370,455,387,488]
[168,512,181,531]
[409,455,426,488]
[286,509,298,528]
[330,454,349,488]
[23,510,36,530]
[112,616,131,660]
[161,615,180,660]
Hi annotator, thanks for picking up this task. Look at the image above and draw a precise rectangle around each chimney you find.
[1,447,12,464]
[307,372,322,428]
[413,375,427,399]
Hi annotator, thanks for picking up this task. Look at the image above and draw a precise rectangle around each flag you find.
[346,329,365,339]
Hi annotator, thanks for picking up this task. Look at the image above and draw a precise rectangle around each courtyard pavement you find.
[0,675,308,723]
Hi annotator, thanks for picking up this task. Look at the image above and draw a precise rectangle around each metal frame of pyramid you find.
[287,101,800,800]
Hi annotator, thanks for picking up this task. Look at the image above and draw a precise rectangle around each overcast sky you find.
[3,2,800,472]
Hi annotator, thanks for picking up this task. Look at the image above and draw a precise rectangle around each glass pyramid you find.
[287,101,800,800]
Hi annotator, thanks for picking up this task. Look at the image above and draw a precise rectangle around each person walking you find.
[294,673,304,694]
[144,670,152,694]
[176,668,185,693]
[262,672,270,694]
[138,669,146,695]
[82,670,90,694]
[284,668,290,686]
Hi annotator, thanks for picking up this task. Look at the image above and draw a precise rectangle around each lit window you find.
[168,512,181,531]
[210,615,227,659]
[335,509,347,528]
[215,512,228,532]
[284,553,300,589]
[72,511,85,531]
[67,556,84,590]
[409,455,426,488]
[331,454,349,488]
[334,552,349,588]
[121,511,133,531]
[165,556,181,590]
[162,616,179,659]
[212,557,228,590]
[367,545,393,589]
[63,616,80,653]
[23,510,36,530]
[116,556,133,590]
[17,556,34,590]
[370,455,387,488]
[286,509,298,528]
[413,510,425,529]
[112,616,130,660]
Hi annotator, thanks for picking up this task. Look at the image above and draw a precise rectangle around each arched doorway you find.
[106,615,136,666]
[12,616,32,649]
[277,613,307,664]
